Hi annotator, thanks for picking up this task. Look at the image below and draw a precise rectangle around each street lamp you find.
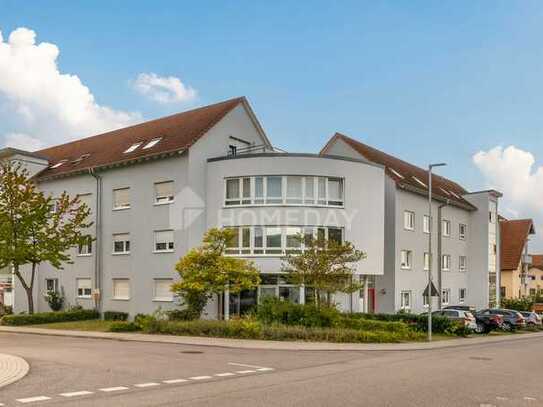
[427,162,446,342]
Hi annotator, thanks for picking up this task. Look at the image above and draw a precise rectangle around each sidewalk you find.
[1,326,542,351]
[0,353,30,388]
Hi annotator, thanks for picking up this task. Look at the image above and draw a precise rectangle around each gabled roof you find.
[35,97,258,180]
[0,147,47,161]
[500,219,536,271]
[531,255,543,271]
[321,133,476,210]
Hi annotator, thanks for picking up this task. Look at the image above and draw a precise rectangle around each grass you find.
[31,319,116,332]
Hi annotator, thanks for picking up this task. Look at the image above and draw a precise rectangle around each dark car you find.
[520,311,542,326]
[479,308,526,331]
[473,309,504,333]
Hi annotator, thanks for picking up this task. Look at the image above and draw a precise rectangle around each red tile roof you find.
[321,133,476,209]
[531,255,543,271]
[35,97,247,180]
[500,219,536,271]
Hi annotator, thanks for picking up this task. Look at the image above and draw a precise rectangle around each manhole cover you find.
[469,356,492,361]
[180,350,204,354]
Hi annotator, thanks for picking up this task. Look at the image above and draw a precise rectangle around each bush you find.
[256,297,341,327]
[348,312,459,335]
[1,309,99,326]
[103,311,129,321]
[109,321,140,332]
[501,297,534,312]
[167,309,200,321]
[46,291,64,312]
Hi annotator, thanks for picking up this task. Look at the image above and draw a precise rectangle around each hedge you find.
[1,309,99,326]
[103,311,129,321]
[346,312,459,334]
[109,321,140,332]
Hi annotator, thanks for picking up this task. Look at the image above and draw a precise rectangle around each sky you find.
[1,1,542,249]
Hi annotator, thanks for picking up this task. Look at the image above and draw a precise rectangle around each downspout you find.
[89,168,102,314]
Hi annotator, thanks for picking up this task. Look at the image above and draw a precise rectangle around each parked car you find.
[520,311,542,326]
[428,309,477,330]
[473,309,504,334]
[478,308,526,331]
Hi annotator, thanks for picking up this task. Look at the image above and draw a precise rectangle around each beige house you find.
[526,255,543,297]
[500,219,536,299]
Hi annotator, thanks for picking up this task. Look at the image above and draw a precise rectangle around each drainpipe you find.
[437,200,449,310]
[88,168,102,314]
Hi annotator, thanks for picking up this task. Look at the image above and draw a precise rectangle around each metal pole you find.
[428,166,433,342]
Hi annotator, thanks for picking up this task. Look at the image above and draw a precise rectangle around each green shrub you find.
[109,321,140,332]
[338,316,412,334]
[103,311,129,321]
[1,309,99,326]
[256,297,341,327]
[46,291,64,311]
[167,309,200,321]
[348,312,459,335]
[501,297,534,312]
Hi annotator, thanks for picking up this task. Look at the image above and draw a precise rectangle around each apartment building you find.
[526,255,543,297]
[499,219,536,299]
[5,97,386,317]
[321,133,502,314]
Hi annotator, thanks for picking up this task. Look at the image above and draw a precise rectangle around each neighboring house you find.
[2,97,386,317]
[0,268,13,308]
[321,133,502,314]
[526,255,543,297]
[499,219,536,299]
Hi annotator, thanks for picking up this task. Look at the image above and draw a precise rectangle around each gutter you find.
[88,168,103,313]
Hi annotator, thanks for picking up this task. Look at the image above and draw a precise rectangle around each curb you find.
[1,326,543,351]
[0,353,30,389]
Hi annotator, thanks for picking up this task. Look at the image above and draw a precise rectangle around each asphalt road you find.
[0,332,542,406]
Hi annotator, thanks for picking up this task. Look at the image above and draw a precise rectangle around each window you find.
[78,236,93,255]
[286,176,303,204]
[45,278,58,294]
[304,176,315,205]
[155,181,174,204]
[423,215,431,234]
[72,154,90,165]
[423,293,429,307]
[459,224,467,240]
[459,288,466,303]
[112,279,130,300]
[77,278,92,298]
[124,142,142,153]
[389,168,404,179]
[228,145,237,156]
[404,211,415,231]
[153,279,173,301]
[266,227,282,254]
[442,220,451,237]
[285,226,303,252]
[412,176,427,188]
[266,176,282,204]
[51,160,68,169]
[400,291,411,310]
[328,227,343,245]
[113,187,130,209]
[113,233,130,254]
[143,137,161,149]
[424,252,430,271]
[442,254,451,271]
[400,250,412,269]
[459,256,467,272]
[489,210,496,224]
[327,178,343,206]
[441,289,450,305]
[225,226,251,255]
[154,230,174,252]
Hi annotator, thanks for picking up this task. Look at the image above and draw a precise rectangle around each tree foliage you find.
[281,235,365,308]
[172,228,260,317]
[0,162,93,313]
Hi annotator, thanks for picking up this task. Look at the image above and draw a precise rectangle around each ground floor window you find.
[112,279,130,300]
[459,288,466,303]
[45,278,59,294]
[441,288,450,305]
[77,278,92,298]
[153,279,173,301]
[400,291,411,310]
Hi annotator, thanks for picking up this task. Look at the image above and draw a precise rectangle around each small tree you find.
[0,162,92,313]
[172,228,260,318]
[282,235,365,308]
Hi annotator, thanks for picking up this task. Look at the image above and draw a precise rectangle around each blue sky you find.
[1,1,542,248]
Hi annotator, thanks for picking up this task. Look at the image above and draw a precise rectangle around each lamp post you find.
[428,162,446,341]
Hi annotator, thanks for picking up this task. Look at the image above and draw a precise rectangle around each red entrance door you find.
[368,288,376,313]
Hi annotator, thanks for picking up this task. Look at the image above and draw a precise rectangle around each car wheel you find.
[475,323,485,334]
[503,322,514,331]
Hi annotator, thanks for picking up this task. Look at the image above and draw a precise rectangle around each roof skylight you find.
[449,190,462,200]
[51,160,68,169]
[439,187,451,196]
[72,154,90,165]
[124,142,142,154]
[412,176,427,188]
[142,137,162,150]
[388,168,404,179]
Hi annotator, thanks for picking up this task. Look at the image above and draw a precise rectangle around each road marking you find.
[163,378,189,384]
[16,396,52,403]
[228,362,268,369]
[256,367,274,372]
[99,386,129,392]
[479,404,496,407]
[60,391,94,397]
[189,376,212,380]
[496,397,508,401]
[236,370,256,374]
[215,372,236,377]
[524,397,537,401]
[134,382,160,388]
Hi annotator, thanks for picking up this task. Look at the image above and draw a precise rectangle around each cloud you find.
[0,27,141,151]
[133,72,197,104]
[4,133,45,151]
[473,145,543,250]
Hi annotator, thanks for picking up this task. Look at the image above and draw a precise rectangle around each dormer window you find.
[72,154,90,165]
[124,142,142,154]
[439,187,451,196]
[51,160,68,169]
[412,176,427,188]
[143,138,162,150]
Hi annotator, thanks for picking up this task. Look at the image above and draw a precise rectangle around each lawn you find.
[31,319,115,332]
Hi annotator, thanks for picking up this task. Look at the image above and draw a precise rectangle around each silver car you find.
[431,309,478,330]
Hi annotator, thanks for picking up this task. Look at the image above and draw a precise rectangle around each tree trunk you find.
[25,287,34,314]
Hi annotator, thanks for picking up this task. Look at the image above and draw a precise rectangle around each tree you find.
[281,235,365,308]
[172,228,260,318]
[0,162,93,313]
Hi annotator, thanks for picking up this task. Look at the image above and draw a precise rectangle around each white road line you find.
[99,386,129,392]
[524,397,537,401]
[215,372,236,377]
[134,382,160,388]
[236,370,256,374]
[60,391,94,397]
[228,362,268,369]
[496,397,508,401]
[189,376,212,380]
[16,396,52,404]
[163,379,189,384]
[256,367,274,372]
